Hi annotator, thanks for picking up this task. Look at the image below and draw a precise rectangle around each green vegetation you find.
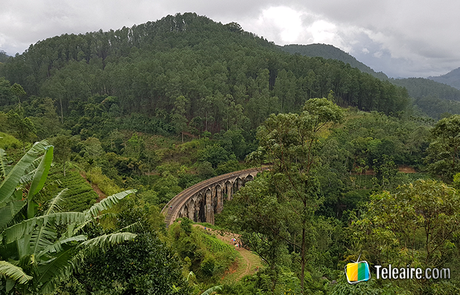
[0,132,20,150]
[281,44,389,80]
[429,67,460,90]
[47,170,99,212]
[169,219,238,283]
[1,12,460,295]
[0,141,137,294]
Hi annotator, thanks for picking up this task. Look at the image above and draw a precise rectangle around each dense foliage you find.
[0,13,410,137]
[2,12,460,295]
[281,44,388,80]
[429,67,460,90]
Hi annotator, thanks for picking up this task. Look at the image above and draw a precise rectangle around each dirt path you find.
[193,225,262,281]
[79,172,107,201]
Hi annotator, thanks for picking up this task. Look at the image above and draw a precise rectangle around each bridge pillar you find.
[216,185,223,214]
[226,182,233,201]
[188,200,195,221]
[196,195,204,222]
[205,189,214,224]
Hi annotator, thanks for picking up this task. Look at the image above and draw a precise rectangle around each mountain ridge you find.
[280,43,388,80]
[428,67,460,89]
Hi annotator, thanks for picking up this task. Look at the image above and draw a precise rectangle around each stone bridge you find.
[161,167,268,226]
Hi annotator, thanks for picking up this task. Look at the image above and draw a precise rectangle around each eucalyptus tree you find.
[0,141,137,294]
[426,114,460,182]
[247,98,344,294]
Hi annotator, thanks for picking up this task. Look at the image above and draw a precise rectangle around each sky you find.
[1,0,459,78]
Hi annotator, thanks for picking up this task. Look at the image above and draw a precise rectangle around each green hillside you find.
[281,43,389,80]
[391,77,460,118]
[0,13,409,132]
[3,12,460,295]
[280,43,460,118]
[0,50,9,63]
[429,67,460,89]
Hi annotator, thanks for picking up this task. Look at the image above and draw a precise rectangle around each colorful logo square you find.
[345,261,371,284]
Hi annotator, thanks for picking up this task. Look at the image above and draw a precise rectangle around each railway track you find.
[161,167,268,226]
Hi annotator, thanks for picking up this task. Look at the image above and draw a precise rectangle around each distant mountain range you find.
[280,44,389,80]
[428,68,460,89]
[280,43,460,118]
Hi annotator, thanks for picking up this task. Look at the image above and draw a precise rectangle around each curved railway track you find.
[161,167,268,226]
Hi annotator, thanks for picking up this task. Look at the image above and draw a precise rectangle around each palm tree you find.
[0,140,137,294]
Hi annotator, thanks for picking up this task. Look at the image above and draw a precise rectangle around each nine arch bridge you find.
[161,167,268,226]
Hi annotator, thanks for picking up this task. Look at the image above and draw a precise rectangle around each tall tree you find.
[250,98,344,293]
[426,114,460,182]
[171,95,190,142]
[350,179,460,293]
[10,83,26,106]
[7,108,36,153]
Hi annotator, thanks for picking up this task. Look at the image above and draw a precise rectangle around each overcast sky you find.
[1,0,459,78]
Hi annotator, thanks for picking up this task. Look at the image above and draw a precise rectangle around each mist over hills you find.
[0,50,10,63]
[281,43,460,118]
[428,67,460,89]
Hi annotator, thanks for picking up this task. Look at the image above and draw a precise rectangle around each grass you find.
[220,249,264,285]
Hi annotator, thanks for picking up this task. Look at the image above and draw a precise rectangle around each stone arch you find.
[161,167,269,226]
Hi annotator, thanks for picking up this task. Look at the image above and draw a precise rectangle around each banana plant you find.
[0,141,137,294]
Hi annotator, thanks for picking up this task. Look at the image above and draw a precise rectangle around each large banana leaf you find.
[0,212,87,244]
[86,189,137,217]
[35,246,75,294]
[37,235,87,260]
[27,145,53,218]
[0,141,48,205]
[0,261,33,284]
[0,200,26,231]
[79,232,137,255]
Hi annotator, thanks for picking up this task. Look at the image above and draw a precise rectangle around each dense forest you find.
[280,44,389,80]
[429,67,460,89]
[280,44,460,119]
[1,12,460,295]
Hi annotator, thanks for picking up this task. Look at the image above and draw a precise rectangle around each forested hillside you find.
[0,50,9,63]
[391,77,460,118]
[0,12,409,137]
[281,43,389,80]
[3,12,460,295]
[279,44,460,119]
[429,67,460,89]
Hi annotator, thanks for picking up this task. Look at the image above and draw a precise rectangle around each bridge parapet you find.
[161,167,268,226]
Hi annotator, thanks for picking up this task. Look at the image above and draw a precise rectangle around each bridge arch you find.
[162,167,268,226]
